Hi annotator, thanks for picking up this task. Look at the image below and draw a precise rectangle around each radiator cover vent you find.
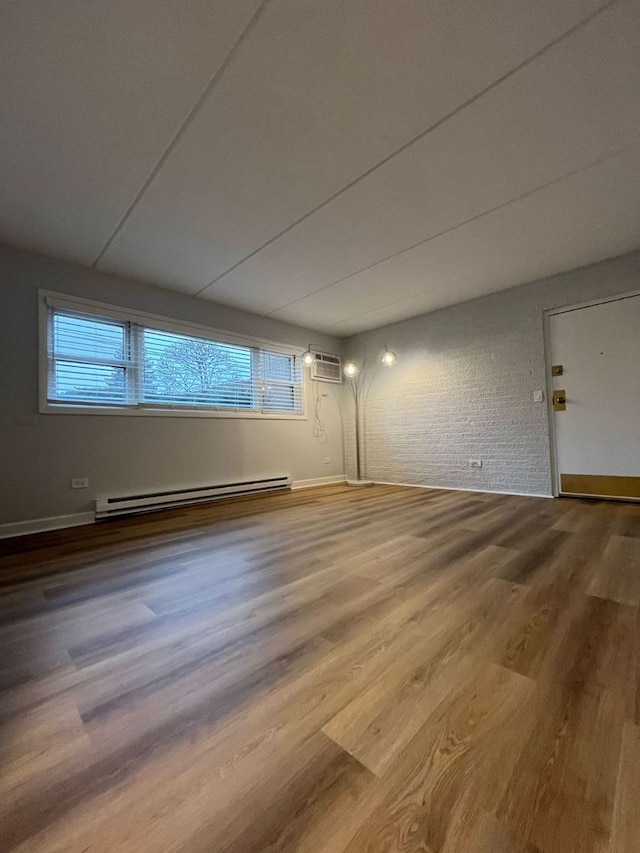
[95,476,291,519]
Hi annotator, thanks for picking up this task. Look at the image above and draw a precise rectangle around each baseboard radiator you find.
[95,476,292,520]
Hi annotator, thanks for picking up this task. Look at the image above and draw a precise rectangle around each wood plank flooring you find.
[0,484,639,852]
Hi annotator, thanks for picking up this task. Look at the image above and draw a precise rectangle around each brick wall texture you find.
[342,251,640,495]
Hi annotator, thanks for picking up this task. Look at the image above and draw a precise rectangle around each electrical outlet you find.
[323,457,331,464]
[71,478,89,489]
[469,459,482,468]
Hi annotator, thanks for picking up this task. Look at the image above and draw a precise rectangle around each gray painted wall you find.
[344,251,640,496]
[0,245,345,525]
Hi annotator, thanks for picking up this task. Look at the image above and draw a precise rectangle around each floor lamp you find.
[344,346,397,486]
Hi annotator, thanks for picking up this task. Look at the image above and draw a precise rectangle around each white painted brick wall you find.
[343,251,640,495]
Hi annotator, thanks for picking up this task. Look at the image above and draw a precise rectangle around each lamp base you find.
[346,479,375,487]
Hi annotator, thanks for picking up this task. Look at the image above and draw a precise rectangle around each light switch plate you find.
[533,390,544,402]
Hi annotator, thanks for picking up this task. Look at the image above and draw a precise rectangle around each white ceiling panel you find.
[304,146,640,335]
[270,146,640,330]
[2,0,639,336]
[0,0,261,263]
[204,0,640,317]
[96,0,608,291]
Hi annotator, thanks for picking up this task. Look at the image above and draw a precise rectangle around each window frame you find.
[39,291,307,420]
[48,309,135,407]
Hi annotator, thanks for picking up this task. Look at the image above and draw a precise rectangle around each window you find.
[43,296,304,417]
[50,312,130,405]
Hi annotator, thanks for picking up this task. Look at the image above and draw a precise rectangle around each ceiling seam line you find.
[91,0,271,269]
[326,148,634,326]
[334,246,635,338]
[195,0,621,297]
[264,144,634,319]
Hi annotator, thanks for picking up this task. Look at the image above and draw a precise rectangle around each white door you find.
[549,294,640,501]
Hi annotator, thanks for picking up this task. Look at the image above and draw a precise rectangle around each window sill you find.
[40,403,308,421]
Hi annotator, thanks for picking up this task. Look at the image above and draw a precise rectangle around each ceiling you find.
[1,0,639,337]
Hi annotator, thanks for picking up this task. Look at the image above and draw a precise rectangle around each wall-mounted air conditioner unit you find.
[310,352,342,383]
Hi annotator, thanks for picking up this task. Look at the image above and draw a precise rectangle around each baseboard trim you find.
[291,475,347,490]
[373,480,554,499]
[0,480,348,539]
[0,511,96,540]
[0,478,550,539]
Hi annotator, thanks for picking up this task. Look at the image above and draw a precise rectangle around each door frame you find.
[543,288,640,497]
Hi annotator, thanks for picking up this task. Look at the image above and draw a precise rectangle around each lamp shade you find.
[344,361,358,377]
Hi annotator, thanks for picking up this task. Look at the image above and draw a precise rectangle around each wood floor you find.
[1,484,639,852]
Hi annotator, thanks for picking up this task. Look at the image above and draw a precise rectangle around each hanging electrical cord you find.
[312,380,328,443]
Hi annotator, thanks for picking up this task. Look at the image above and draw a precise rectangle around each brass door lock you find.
[553,390,567,411]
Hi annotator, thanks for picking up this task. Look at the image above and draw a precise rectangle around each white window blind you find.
[50,312,131,405]
[141,327,256,409]
[46,303,304,416]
